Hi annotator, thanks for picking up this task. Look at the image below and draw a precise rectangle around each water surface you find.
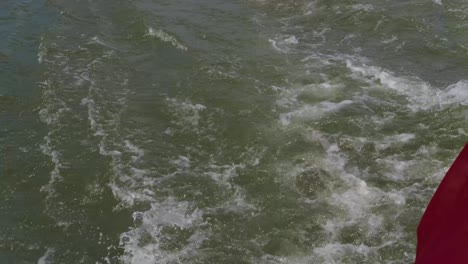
[1,0,468,263]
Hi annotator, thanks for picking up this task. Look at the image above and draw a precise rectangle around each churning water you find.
[1,0,468,263]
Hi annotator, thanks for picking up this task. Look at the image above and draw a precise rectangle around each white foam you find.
[171,155,191,169]
[377,157,412,181]
[38,79,70,125]
[110,185,155,208]
[376,133,416,150]
[146,27,188,51]
[366,214,384,235]
[120,199,206,264]
[37,248,54,264]
[269,35,299,53]
[102,136,155,205]
[325,143,348,171]
[40,134,64,194]
[72,56,155,208]
[269,39,285,53]
[203,64,239,80]
[224,191,256,213]
[117,156,256,263]
[280,100,353,125]
[284,35,299,44]
[38,36,46,64]
[312,242,392,263]
[381,35,398,44]
[369,111,395,127]
[167,99,207,128]
[88,36,120,51]
[351,4,374,12]
[274,81,346,110]
[329,177,371,220]
[346,60,432,110]
[98,142,122,157]
[273,85,298,108]
[346,60,468,111]
[80,97,104,133]
[204,163,245,188]
[125,140,145,162]
[387,191,406,206]
[38,107,69,125]
[440,80,468,107]
[301,143,409,250]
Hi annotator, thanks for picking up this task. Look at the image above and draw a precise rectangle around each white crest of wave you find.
[146,26,188,51]
[280,100,353,125]
[346,60,468,111]
[37,248,54,264]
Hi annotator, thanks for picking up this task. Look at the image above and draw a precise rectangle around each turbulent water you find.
[1,0,468,263]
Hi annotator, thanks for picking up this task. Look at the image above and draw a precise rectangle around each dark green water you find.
[1,0,468,263]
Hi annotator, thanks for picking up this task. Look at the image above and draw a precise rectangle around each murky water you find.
[1,0,468,263]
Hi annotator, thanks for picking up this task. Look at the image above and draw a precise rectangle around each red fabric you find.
[415,144,468,264]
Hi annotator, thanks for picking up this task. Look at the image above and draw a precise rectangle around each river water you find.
[1,0,468,263]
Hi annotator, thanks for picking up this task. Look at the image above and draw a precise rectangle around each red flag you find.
[416,144,468,263]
